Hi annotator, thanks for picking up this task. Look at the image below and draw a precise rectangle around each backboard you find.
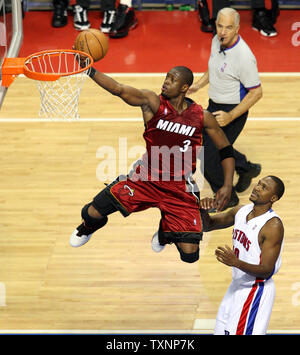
[0,0,23,110]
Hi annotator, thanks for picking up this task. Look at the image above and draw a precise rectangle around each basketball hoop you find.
[2,49,94,119]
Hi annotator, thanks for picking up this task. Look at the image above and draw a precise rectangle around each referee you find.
[189,7,262,209]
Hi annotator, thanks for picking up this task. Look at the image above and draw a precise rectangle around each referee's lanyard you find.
[219,46,226,55]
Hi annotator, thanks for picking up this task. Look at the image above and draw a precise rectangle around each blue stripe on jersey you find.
[245,282,265,335]
[266,266,275,280]
[240,82,248,102]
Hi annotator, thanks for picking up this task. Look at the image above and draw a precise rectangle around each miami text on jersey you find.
[156,119,196,137]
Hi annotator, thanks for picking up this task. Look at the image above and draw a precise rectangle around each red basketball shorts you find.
[98,175,203,245]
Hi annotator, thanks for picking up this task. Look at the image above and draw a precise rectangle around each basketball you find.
[74,29,109,62]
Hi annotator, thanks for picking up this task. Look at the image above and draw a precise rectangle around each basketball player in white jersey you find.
[200,175,284,335]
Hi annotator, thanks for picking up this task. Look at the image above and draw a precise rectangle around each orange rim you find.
[1,49,94,87]
[24,49,94,81]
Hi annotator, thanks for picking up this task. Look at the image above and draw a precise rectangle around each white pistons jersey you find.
[214,204,284,335]
[232,203,282,286]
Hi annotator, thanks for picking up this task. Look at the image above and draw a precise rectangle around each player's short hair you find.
[217,7,240,26]
[268,175,285,200]
[173,66,194,87]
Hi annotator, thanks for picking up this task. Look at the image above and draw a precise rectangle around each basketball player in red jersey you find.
[70,66,235,263]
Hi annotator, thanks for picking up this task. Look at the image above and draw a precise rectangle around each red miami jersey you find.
[136,95,204,181]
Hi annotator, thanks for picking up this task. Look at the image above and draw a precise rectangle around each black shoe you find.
[52,2,68,28]
[109,4,138,38]
[208,189,239,213]
[235,162,262,193]
[100,10,116,33]
[252,9,277,37]
[73,4,90,31]
[200,22,213,33]
[202,19,216,34]
[228,189,240,208]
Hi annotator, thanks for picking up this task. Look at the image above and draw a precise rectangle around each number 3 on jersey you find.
[180,139,191,152]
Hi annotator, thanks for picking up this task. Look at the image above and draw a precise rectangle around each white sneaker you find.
[73,5,90,31]
[151,231,165,253]
[70,228,93,247]
[100,10,116,33]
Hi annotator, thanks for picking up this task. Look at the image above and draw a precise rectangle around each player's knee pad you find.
[178,247,199,263]
[81,203,108,230]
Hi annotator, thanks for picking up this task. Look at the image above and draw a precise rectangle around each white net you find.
[37,74,88,119]
[24,50,92,119]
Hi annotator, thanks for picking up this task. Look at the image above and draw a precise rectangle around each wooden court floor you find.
[0,74,299,333]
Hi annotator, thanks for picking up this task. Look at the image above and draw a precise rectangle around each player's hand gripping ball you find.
[74,29,109,62]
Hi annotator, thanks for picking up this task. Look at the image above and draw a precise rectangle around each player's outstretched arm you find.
[90,69,160,117]
[200,198,240,232]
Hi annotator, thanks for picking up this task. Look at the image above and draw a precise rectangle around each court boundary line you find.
[0,117,299,123]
